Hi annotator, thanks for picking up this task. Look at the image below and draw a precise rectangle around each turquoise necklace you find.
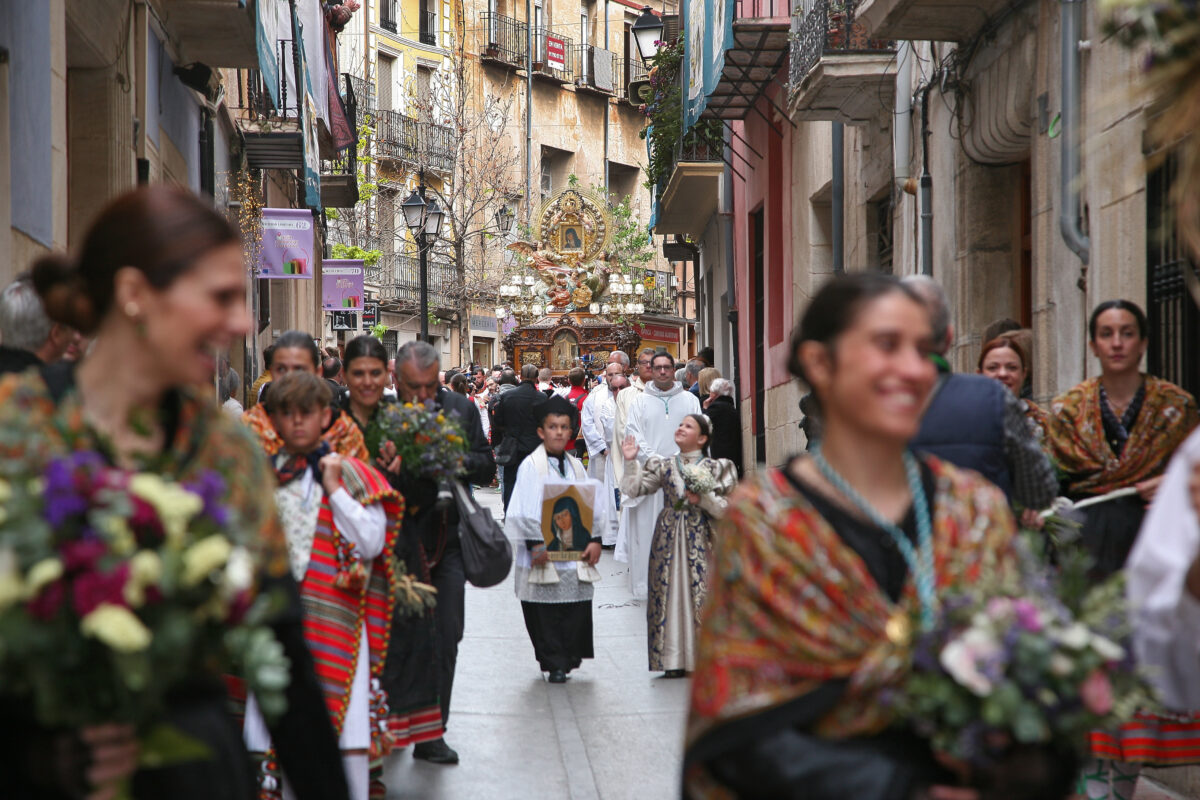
[810,444,937,631]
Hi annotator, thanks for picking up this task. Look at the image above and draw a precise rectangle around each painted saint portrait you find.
[541,484,596,559]
[560,224,584,252]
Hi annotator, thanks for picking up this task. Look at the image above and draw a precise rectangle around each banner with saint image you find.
[541,482,598,561]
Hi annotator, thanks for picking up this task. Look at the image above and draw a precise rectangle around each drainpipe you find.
[603,0,610,191]
[832,122,844,272]
[893,42,912,185]
[722,126,741,402]
[1059,0,1090,264]
[919,84,933,275]
[526,0,534,225]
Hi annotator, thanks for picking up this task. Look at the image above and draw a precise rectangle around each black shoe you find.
[664,669,687,678]
[413,739,460,765]
[548,669,568,683]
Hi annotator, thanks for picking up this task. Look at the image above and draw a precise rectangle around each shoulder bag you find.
[451,480,512,587]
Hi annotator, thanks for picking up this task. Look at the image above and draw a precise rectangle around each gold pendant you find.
[885,611,911,647]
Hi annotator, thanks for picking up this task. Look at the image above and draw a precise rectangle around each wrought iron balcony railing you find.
[377,253,457,311]
[420,7,438,45]
[789,0,895,87]
[374,109,456,174]
[381,0,399,33]
[480,13,528,68]
[572,45,618,94]
[618,56,649,103]
[232,39,300,119]
[532,28,575,81]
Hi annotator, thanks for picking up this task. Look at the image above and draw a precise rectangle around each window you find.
[381,0,398,33]
[416,66,432,120]
[541,158,553,199]
[868,191,893,273]
[420,0,438,46]
[377,55,395,111]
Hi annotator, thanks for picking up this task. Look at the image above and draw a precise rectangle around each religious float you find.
[497,188,652,375]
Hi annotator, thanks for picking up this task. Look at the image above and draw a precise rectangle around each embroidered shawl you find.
[1045,376,1198,496]
[297,456,401,743]
[242,403,369,461]
[683,457,1018,796]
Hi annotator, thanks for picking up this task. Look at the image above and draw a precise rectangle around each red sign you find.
[639,323,679,343]
[545,35,566,71]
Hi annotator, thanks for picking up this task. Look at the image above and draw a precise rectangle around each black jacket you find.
[0,346,42,377]
[491,382,544,460]
[706,396,744,479]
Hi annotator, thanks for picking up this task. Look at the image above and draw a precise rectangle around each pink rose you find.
[72,564,130,616]
[28,580,65,621]
[1080,669,1113,715]
[62,539,107,573]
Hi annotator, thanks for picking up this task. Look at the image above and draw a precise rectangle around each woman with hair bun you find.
[620,413,736,678]
[683,273,1072,800]
[978,335,1048,444]
[0,186,350,800]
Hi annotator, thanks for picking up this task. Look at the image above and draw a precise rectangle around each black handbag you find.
[451,481,512,587]
[494,437,518,466]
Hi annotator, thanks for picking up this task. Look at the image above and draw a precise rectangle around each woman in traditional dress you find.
[978,336,1048,444]
[340,334,445,752]
[619,414,736,678]
[684,273,1072,800]
[1043,301,1199,800]
[0,186,349,800]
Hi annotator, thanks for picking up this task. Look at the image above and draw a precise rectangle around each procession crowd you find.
[0,184,1199,800]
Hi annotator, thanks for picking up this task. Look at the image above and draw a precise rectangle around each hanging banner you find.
[545,35,567,71]
[256,0,286,109]
[683,0,734,129]
[362,301,379,327]
[259,208,315,278]
[294,12,322,208]
[322,259,365,311]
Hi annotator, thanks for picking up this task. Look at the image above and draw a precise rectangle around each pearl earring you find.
[124,302,140,318]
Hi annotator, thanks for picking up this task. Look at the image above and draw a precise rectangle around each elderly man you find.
[904,276,1056,513]
[580,351,631,544]
[618,349,701,599]
[683,358,705,398]
[0,277,75,375]
[390,341,495,765]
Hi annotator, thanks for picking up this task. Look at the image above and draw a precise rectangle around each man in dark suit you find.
[492,363,545,511]
[392,341,495,766]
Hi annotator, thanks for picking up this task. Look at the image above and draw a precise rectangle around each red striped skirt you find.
[1089,711,1200,764]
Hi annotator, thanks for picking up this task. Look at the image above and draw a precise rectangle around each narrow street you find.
[384,486,690,799]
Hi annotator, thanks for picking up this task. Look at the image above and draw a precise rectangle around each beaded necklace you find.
[811,444,937,631]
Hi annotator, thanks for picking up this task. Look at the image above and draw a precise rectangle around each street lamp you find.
[631,6,664,66]
[402,169,441,342]
[495,204,515,235]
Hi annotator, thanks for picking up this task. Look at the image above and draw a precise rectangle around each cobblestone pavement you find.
[384,486,689,799]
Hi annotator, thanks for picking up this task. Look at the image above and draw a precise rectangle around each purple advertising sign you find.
[322,260,365,312]
[258,208,315,279]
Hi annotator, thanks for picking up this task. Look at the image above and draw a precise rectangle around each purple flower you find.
[185,470,230,527]
[1013,598,1043,632]
[42,458,94,527]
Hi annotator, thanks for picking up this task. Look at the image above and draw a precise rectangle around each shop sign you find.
[258,208,314,279]
[321,259,364,311]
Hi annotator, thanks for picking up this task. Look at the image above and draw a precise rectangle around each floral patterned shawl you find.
[684,457,1018,796]
[242,402,369,461]
[1045,376,1198,497]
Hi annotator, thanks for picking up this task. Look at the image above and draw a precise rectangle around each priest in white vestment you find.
[581,359,627,545]
[617,350,700,599]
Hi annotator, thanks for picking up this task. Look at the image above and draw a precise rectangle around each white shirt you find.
[1128,428,1200,711]
[579,384,612,457]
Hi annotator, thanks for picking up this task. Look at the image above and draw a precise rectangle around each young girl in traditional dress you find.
[1044,300,1199,800]
[619,414,736,677]
[683,273,1073,800]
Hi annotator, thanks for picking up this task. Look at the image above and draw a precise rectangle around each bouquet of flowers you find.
[0,451,290,733]
[676,462,717,510]
[893,565,1152,767]
[370,401,467,484]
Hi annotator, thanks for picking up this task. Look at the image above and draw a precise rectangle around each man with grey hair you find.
[684,358,705,398]
[579,351,631,545]
[389,339,495,766]
[0,277,74,375]
[902,275,1056,512]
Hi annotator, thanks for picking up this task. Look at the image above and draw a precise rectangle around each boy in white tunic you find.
[507,395,607,683]
[244,373,401,800]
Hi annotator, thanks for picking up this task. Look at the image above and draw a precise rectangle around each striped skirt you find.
[1089,711,1200,764]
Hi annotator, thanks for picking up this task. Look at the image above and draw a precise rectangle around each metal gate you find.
[1146,152,1200,400]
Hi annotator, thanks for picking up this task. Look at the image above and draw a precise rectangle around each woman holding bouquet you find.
[0,186,350,799]
[619,414,736,677]
[684,273,1072,800]
[340,334,446,751]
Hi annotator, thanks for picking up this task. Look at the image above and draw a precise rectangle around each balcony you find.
[321,75,360,208]
[789,0,896,125]
[233,39,304,170]
[618,57,649,104]
[573,45,618,96]
[157,0,257,68]
[656,138,725,237]
[377,253,457,312]
[532,29,574,84]
[480,13,528,70]
[419,6,438,46]
[374,109,456,175]
[855,0,1015,41]
[381,0,399,33]
[703,0,792,121]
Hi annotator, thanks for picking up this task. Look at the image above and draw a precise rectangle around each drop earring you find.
[124,302,146,338]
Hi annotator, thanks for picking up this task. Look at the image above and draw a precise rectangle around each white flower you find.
[0,547,23,610]
[1090,634,1126,662]
[128,474,204,546]
[1050,623,1090,650]
[124,551,163,607]
[1050,653,1075,676]
[24,558,63,598]
[80,603,152,653]
[182,536,233,587]
[221,546,255,598]
[940,627,1002,696]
